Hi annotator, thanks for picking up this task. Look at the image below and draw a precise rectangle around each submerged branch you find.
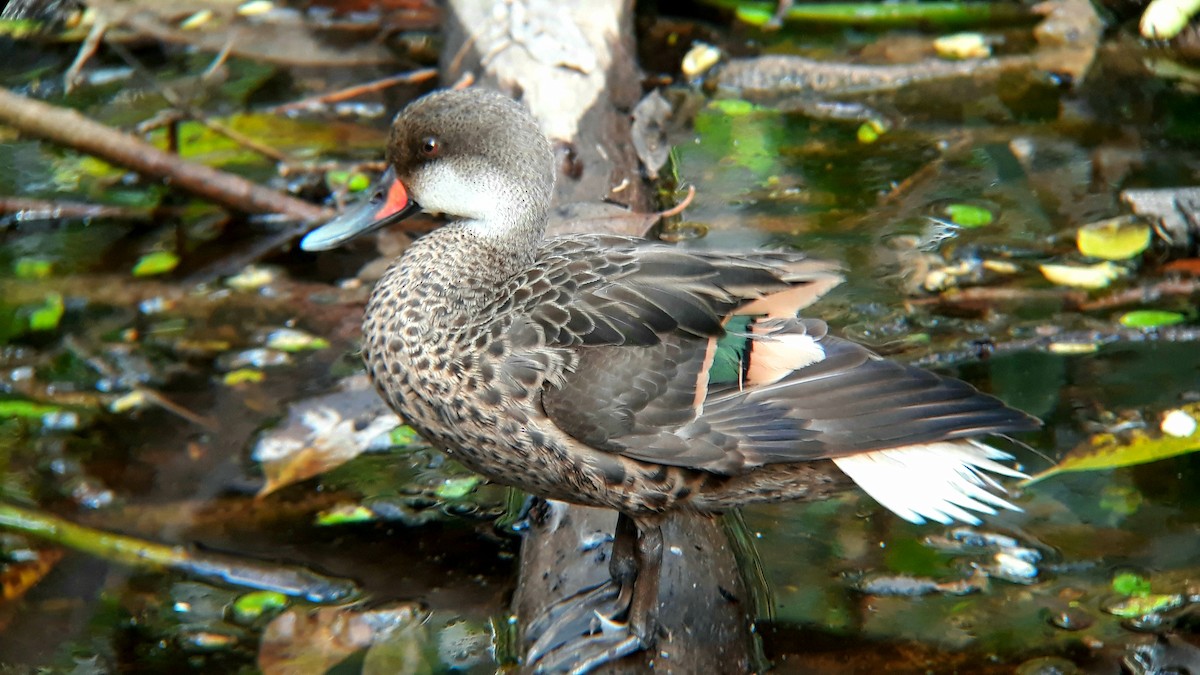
[0,502,359,603]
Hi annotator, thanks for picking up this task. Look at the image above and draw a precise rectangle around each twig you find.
[0,502,359,603]
[0,87,330,222]
[63,15,108,93]
[658,184,696,218]
[905,286,1088,309]
[105,40,292,164]
[62,336,217,430]
[0,197,170,221]
[269,68,438,114]
[1077,278,1200,311]
[909,325,1200,369]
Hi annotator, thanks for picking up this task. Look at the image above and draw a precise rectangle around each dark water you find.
[2,7,1200,674]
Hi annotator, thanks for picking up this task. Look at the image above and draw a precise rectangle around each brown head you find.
[301,88,556,252]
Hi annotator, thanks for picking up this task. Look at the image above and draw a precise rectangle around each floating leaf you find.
[944,203,994,228]
[856,119,888,144]
[325,170,371,193]
[708,99,758,116]
[0,400,63,420]
[132,251,180,277]
[225,265,279,290]
[1118,310,1185,328]
[1047,341,1099,354]
[1025,402,1200,483]
[179,9,215,29]
[1104,593,1184,618]
[1161,409,1198,437]
[232,591,289,623]
[223,369,265,385]
[434,476,481,500]
[0,18,44,38]
[0,549,64,602]
[682,41,721,78]
[238,1,275,17]
[258,604,426,675]
[253,385,401,496]
[1039,261,1125,289]
[109,391,149,414]
[1140,0,1200,39]
[1077,217,1151,260]
[13,257,53,279]
[388,425,423,448]
[934,32,990,59]
[316,504,377,526]
[264,328,329,352]
[1112,572,1152,597]
[28,293,64,331]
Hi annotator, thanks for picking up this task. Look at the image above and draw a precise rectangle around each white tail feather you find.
[832,440,1027,525]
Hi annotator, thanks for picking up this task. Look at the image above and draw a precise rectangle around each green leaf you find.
[264,328,330,352]
[1105,593,1183,617]
[1118,310,1186,328]
[0,18,44,38]
[1112,572,1152,597]
[944,203,994,228]
[13,257,53,279]
[435,476,481,500]
[223,368,265,385]
[231,591,289,622]
[325,170,369,193]
[388,426,422,448]
[132,251,180,277]
[0,399,63,420]
[316,505,377,526]
[708,99,759,116]
[856,120,885,144]
[28,293,64,331]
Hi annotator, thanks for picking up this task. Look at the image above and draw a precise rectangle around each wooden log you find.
[440,1,757,672]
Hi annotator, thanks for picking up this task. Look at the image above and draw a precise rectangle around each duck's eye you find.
[420,137,440,158]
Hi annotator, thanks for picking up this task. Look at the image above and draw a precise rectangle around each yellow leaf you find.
[1039,261,1125,289]
[1025,402,1200,484]
[1077,217,1152,261]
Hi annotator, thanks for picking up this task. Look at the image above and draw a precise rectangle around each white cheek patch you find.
[832,440,1027,525]
[412,163,495,223]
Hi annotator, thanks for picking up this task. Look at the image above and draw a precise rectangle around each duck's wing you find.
[518,238,1035,469]
[544,314,1037,471]
[513,235,842,347]
[543,313,1039,525]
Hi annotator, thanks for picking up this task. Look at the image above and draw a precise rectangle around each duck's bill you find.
[300,167,421,251]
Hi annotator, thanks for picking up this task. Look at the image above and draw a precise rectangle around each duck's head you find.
[301,88,555,252]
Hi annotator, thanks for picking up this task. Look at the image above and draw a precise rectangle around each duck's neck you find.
[389,209,545,327]
[459,207,546,274]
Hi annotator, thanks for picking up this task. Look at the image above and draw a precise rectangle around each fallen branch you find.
[0,502,359,603]
[0,87,330,223]
[1076,277,1200,311]
[910,325,1200,369]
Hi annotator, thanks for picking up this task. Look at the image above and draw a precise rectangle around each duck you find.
[300,87,1040,673]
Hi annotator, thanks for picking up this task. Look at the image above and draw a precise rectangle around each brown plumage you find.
[301,88,1039,673]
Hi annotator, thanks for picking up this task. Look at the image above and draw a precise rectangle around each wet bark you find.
[441,1,757,672]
